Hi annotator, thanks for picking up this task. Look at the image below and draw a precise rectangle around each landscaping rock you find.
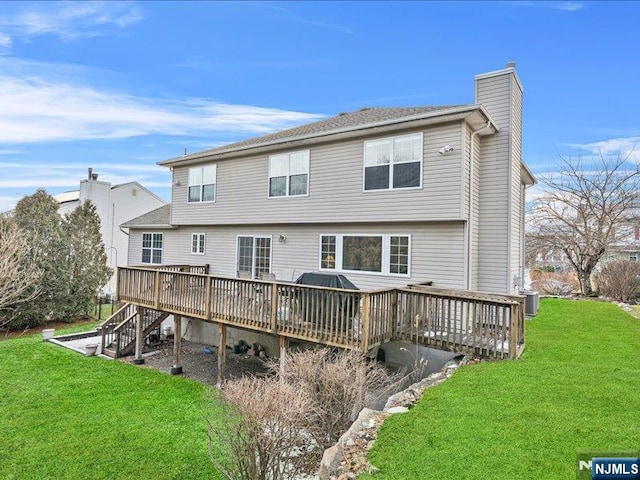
[319,355,476,479]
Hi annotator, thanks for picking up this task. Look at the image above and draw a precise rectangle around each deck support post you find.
[360,293,371,353]
[171,315,183,375]
[279,335,287,380]
[509,304,518,360]
[133,306,145,365]
[217,323,227,387]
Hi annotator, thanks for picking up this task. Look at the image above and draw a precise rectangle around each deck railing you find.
[117,267,525,358]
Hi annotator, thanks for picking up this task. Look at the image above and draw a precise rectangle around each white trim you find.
[318,233,411,277]
[268,149,310,199]
[235,234,273,279]
[187,164,217,204]
[141,232,163,265]
[362,132,423,192]
[191,232,206,255]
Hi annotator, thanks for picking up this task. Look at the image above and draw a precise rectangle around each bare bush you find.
[595,260,640,302]
[271,348,399,449]
[531,271,579,296]
[0,216,42,329]
[209,348,400,479]
[209,377,319,480]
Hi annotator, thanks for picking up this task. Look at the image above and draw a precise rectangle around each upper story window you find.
[142,233,163,264]
[188,165,216,203]
[364,133,422,191]
[191,233,205,255]
[269,150,310,197]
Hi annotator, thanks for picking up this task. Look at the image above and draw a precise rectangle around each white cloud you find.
[0,76,324,143]
[0,31,11,48]
[0,162,170,194]
[555,2,584,11]
[0,1,143,43]
[567,136,640,162]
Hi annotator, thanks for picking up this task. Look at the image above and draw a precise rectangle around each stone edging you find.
[318,356,476,480]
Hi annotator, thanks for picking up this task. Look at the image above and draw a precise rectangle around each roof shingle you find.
[161,105,465,163]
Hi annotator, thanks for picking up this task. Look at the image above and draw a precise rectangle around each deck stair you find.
[99,303,169,358]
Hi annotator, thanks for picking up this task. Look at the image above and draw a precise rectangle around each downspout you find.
[467,120,492,290]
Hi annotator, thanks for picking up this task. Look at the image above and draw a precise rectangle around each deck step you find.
[102,347,117,358]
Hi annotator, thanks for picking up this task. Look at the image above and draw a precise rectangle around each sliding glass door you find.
[237,236,271,279]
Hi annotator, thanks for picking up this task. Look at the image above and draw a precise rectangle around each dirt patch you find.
[118,340,271,386]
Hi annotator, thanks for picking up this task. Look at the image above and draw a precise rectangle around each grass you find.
[0,324,224,480]
[364,298,640,479]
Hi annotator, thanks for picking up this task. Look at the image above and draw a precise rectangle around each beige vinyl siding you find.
[127,222,465,291]
[169,123,464,226]
[475,71,512,293]
[510,78,525,290]
[467,126,482,291]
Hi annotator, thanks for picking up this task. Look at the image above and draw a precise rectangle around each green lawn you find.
[364,298,640,479]
[0,326,223,480]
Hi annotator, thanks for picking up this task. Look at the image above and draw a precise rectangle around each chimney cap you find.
[506,61,516,68]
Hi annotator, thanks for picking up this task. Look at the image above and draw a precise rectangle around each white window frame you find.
[187,164,216,203]
[363,132,423,192]
[191,233,205,255]
[236,235,272,279]
[141,232,163,265]
[268,150,310,198]
[318,233,411,277]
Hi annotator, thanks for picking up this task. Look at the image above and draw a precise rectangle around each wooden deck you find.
[116,266,525,360]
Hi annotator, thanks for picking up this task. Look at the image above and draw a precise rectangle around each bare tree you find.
[530,150,640,295]
[0,216,42,329]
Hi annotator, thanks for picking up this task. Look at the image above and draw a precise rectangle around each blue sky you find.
[1,1,639,212]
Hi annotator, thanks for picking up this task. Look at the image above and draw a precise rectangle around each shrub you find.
[531,271,579,296]
[595,260,640,303]
[271,348,398,449]
[209,377,318,480]
[209,348,399,479]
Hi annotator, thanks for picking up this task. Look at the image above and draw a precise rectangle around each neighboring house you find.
[123,63,535,296]
[55,168,166,296]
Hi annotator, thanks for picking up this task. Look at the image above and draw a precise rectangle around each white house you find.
[55,168,166,296]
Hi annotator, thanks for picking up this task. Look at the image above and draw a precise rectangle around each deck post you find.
[279,335,287,379]
[205,276,213,320]
[270,282,279,333]
[171,315,183,375]
[217,323,227,387]
[154,270,161,309]
[133,306,145,365]
[390,289,398,341]
[509,304,518,360]
[360,293,371,353]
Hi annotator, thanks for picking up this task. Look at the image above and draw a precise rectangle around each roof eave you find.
[521,162,536,186]
[120,224,177,230]
[158,105,495,168]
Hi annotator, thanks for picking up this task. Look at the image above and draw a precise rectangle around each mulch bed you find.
[118,340,271,387]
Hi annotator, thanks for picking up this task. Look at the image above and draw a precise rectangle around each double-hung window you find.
[142,233,163,264]
[191,233,205,255]
[319,234,410,276]
[364,133,422,191]
[188,165,216,203]
[269,150,309,197]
